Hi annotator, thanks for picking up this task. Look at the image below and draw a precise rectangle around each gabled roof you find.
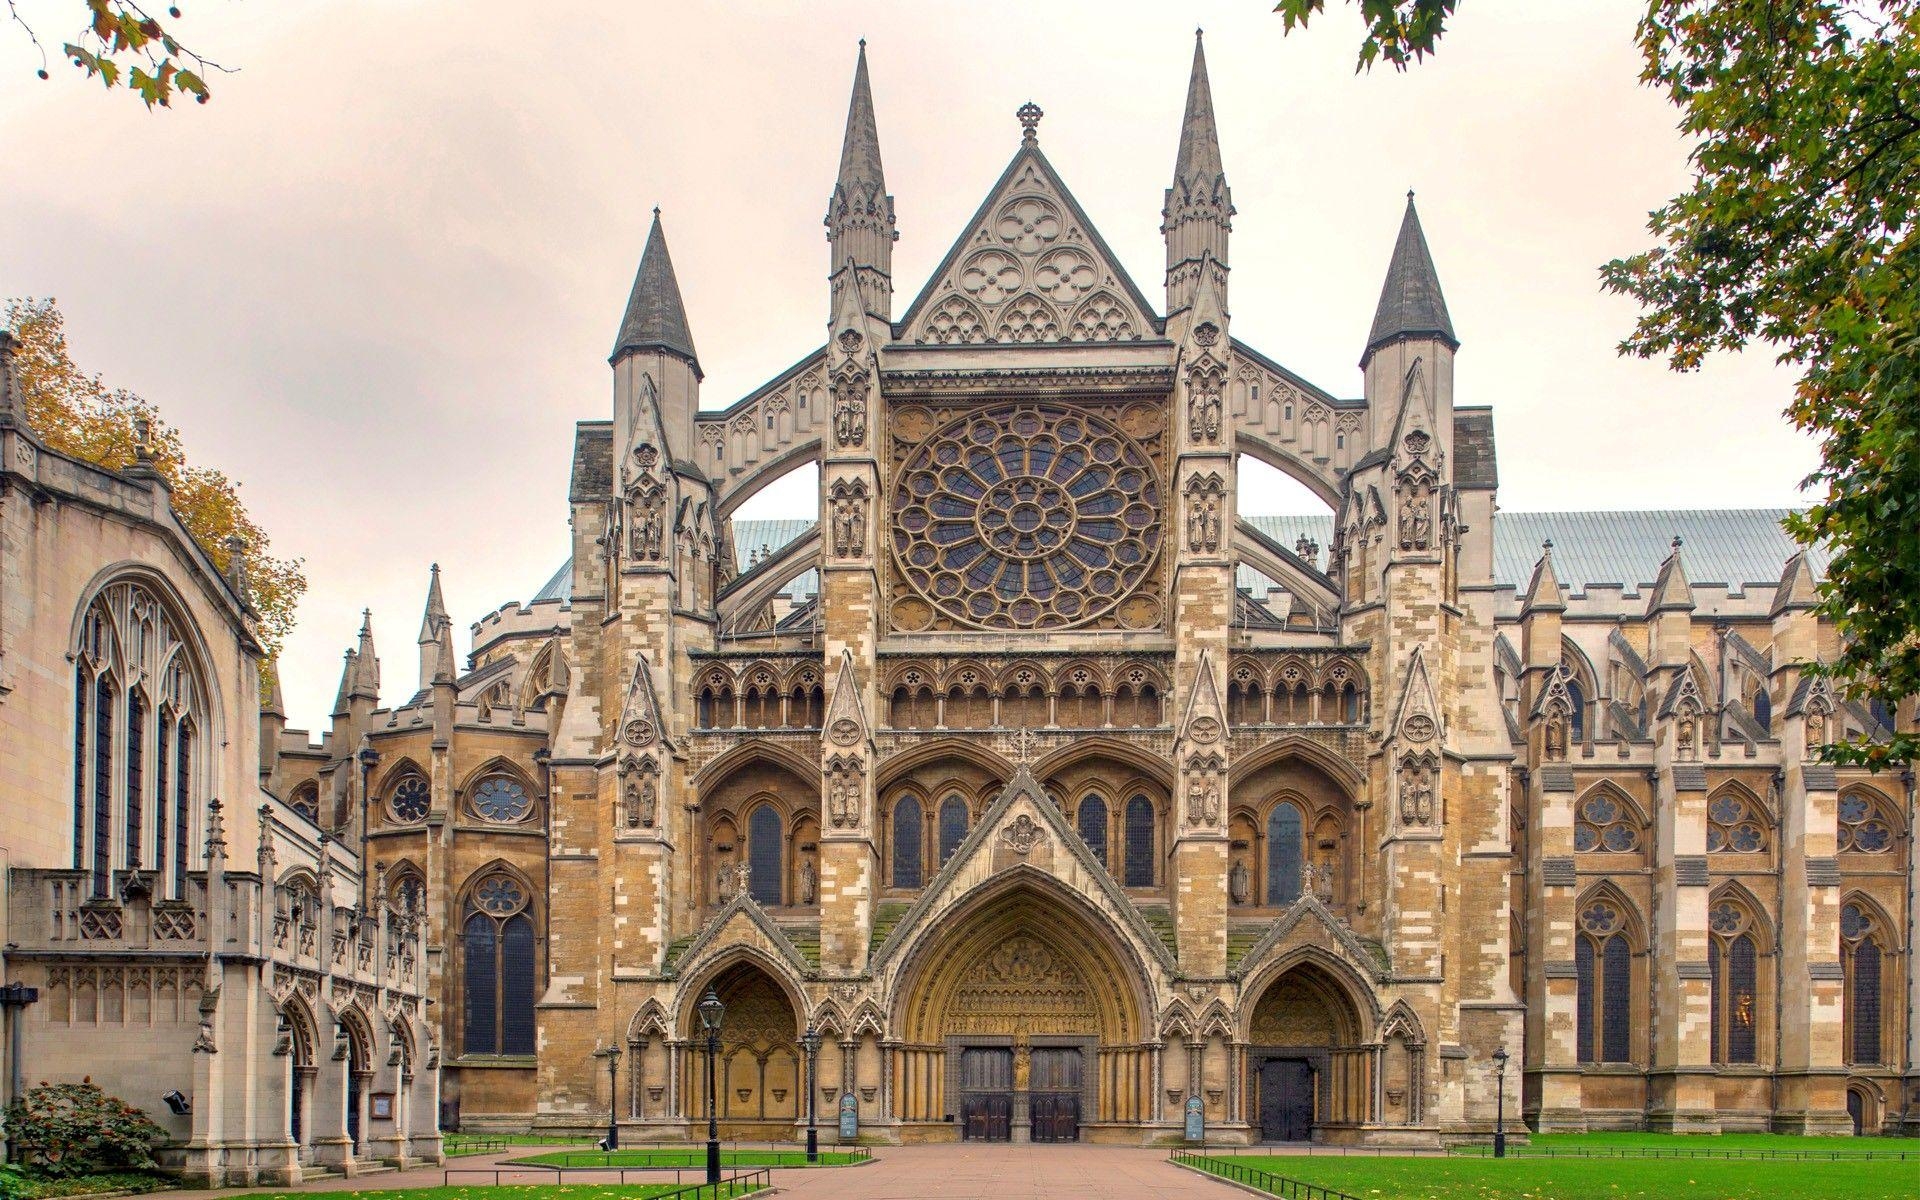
[894,137,1162,343]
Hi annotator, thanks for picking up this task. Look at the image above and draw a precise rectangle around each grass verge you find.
[512,1150,866,1168]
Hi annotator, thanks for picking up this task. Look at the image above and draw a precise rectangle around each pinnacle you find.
[836,41,886,193]
[419,562,449,642]
[1174,31,1224,185]
[1366,192,1457,356]
[610,209,700,368]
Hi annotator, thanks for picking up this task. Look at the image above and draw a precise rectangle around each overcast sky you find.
[0,1,1815,734]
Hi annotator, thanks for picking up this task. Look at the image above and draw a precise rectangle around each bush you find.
[4,1081,165,1179]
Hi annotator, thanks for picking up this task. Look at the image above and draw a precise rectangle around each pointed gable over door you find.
[898,135,1160,347]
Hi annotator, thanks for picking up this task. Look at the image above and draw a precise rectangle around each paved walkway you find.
[166,1144,1237,1199]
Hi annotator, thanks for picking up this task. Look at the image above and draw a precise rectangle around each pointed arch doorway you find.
[891,874,1150,1143]
[1245,963,1370,1143]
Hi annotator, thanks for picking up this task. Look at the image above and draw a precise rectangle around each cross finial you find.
[1017,100,1043,142]
[1010,726,1039,764]
[1671,535,1683,551]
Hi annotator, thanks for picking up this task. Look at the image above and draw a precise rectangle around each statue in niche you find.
[832,492,866,557]
[1544,711,1568,762]
[1677,712,1698,761]
[1398,756,1435,827]
[1185,776,1220,826]
[633,496,665,560]
[1188,378,1223,444]
[1228,857,1250,906]
[1805,708,1827,750]
[1314,856,1335,903]
[833,375,867,447]
[798,856,817,906]
[1399,488,1432,551]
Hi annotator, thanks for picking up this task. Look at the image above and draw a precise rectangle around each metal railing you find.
[534,1146,870,1168]
[1168,1150,1364,1200]
[1447,1144,1915,1162]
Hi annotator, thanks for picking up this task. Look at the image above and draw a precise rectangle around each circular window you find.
[389,776,430,823]
[471,775,531,823]
[891,403,1162,630]
[472,873,526,916]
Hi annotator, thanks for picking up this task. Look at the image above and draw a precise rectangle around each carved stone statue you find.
[833,374,867,447]
[637,774,657,828]
[1314,856,1335,903]
[1544,712,1567,762]
[1188,372,1223,443]
[1398,756,1436,827]
[832,493,866,557]
[798,856,817,906]
[1399,488,1432,551]
[1185,776,1220,826]
[1228,857,1250,906]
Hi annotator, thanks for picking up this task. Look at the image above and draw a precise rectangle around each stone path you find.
[165,1144,1239,1199]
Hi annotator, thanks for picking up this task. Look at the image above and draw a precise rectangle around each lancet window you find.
[1575,898,1634,1064]
[1842,901,1886,1065]
[1707,899,1761,1064]
[461,869,536,1056]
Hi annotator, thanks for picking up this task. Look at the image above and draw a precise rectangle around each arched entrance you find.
[891,876,1150,1143]
[1245,963,1369,1142]
[680,960,803,1137]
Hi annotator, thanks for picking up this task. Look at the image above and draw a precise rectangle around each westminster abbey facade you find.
[3,33,1913,1165]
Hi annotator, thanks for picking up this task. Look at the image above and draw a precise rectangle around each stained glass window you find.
[1267,804,1303,905]
[1708,901,1759,1064]
[154,714,170,886]
[173,723,192,897]
[1842,902,1883,1064]
[1838,792,1894,854]
[1078,794,1108,866]
[471,775,532,823]
[1577,900,1633,1063]
[1707,792,1767,854]
[92,675,114,897]
[72,667,88,872]
[389,775,430,823]
[939,795,969,864]
[892,796,923,888]
[462,870,535,1057]
[748,806,783,905]
[1123,795,1155,887]
[891,403,1162,630]
[124,691,145,868]
[1574,792,1638,853]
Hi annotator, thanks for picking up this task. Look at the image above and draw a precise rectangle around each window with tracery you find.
[1838,792,1895,854]
[289,782,321,824]
[1123,794,1155,887]
[938,795,969,864]
[71,580,205,900]
[1576,899,1633,1063]
[462,870,535,1056]
[748,806,783,905]
[1077,794,1108,866]
[1267,803,1304,905]
[1841,902,1884,1065]
[890,403,1163,631]
[470,774,532,823]
[390,871,426,920]
[389,774,430,823]
[1708,900,1759,1064]
[892,795,923,888]
[1574,792,1638,854]
[1707,791,1768,854]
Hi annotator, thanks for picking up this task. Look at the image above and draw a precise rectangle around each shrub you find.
[4,1081,166,1178]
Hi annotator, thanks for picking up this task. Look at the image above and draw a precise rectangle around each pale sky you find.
[0,1,1815,734]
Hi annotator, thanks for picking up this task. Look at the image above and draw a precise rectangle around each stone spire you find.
[610,209,700,373]
[1163,29,1232,317]
[1646,537,1696,616]
[350,609,380,702]
[1771,550,1820,617]
[418,563,452,692]
[332,648,358,718]
[825,40,896,320]
[1365,192,1456,359]
[1522,540,1566,614]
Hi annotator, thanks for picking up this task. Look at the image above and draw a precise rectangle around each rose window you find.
[471,775,532,823]
[389,775,430,823]
[892,403,1162,630]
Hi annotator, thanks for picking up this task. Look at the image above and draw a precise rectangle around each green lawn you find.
[230,1187,762,1200]
[1519,1131,1911,1155]
[513,1149,866,1168]
[1185,1154,1918,1200]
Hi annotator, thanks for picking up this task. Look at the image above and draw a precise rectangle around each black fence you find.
[1168,1150,1364,1200]
[534,1146,871,1168]
[446,1163,773,1190]
[1448,1144,1916,1162]
[649,1168,772,1199]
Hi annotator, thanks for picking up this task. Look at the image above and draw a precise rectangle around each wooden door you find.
[1258,1058,1314,1142]
[1030,1093,1080,1142]
[1029,1048,1083,1143]
[960,1048,1014,1141]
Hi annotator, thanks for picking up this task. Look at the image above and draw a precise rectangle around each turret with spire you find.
[1363,191,1458,468]
[826,40,896,322]
[417,563,452,693]
[611,208,700,471]
[1164,30,1231,318]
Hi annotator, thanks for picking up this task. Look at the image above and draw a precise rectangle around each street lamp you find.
[594,1044,622,1152]
[698,988,725,1184]
[799,1025,822,1163]
[1491,1046,1509,1159]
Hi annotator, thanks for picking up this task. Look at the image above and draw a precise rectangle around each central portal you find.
[956,1045,1084,1142]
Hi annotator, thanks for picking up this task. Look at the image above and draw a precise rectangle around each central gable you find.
[897,144,1160,347]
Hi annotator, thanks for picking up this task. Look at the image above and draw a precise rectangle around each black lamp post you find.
[594,1044,621,1151]
[698,988,725,1184]
[1491,1046,1509,1159]
[799,1025,822,1163]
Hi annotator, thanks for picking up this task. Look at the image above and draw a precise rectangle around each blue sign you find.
[1184,1095,1205,1142]
[838,1091,859,1139]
